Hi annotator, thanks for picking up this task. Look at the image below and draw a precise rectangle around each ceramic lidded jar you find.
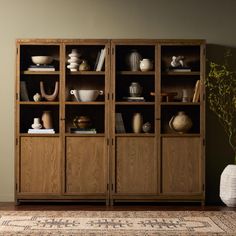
[169,111,192,133]
[129,82,142,97]
[127,50,142,71]
[140,58,153,72]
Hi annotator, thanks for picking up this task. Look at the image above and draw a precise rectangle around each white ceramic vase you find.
[67,49,81,71]
[220,164,236,207]
[31,118,42,129]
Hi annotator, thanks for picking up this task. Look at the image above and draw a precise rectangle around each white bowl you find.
[31,56,53,65]
[70,89,103,102]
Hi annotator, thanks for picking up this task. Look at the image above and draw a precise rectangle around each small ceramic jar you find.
[140,59,153,72]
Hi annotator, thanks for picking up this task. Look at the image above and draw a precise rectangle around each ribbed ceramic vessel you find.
[128,50,142,71]
[220,164,236,207]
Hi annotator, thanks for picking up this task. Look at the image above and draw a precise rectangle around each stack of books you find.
[28,65,55,71]
[28,129,55,134]
[167,66,191,72]
[123,96,145,102]
[70,128,97,134]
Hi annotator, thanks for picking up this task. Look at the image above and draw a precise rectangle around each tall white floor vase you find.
[220,164,236,207]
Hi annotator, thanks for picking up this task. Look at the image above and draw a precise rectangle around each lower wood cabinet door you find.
[19,137,61,194]
[65,137,107,195]
[115,137,157,195]
[161,137,202,195]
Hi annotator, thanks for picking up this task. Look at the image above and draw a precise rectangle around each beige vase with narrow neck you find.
[42,111,53,129]
[132,113,143,133]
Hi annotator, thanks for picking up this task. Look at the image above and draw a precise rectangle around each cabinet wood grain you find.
[20,137,61,194]
[161,137,202,194]
[115,137,157,194]
[65,137,107,194]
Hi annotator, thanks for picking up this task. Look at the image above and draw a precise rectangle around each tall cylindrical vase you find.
[132,113,143,133]
[42,110,53,129]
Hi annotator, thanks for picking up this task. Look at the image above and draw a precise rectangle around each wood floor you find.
[0,202,234,211]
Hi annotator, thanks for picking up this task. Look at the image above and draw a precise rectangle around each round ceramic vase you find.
[169,111,192,133]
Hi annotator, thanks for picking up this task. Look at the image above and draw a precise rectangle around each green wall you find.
[0,0,235,203]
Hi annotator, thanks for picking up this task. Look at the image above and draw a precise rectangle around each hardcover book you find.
[115,113,126,133]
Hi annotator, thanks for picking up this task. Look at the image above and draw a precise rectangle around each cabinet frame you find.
[15,39,205,205]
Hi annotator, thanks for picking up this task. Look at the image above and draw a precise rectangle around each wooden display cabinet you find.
[15,39,205,205]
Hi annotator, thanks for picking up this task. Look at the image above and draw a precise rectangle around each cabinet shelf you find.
[65,101,105,105]
[19,102,60,105]
[115,102,155,105]
[118,71,155,75]
[22,71,60,75]
[67,71,105,75]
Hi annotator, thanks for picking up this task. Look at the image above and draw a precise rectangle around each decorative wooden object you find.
[40,81,59,101]
[15,39,205,205]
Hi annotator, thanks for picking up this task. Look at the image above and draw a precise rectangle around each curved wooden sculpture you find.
[40,81,59,101]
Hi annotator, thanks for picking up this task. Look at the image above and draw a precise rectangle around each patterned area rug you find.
[0,211,236,235]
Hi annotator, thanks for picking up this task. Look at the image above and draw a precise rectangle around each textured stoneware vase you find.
[128,50,142,71]
[132,113,143,133]
[220,164,236,207]
[169,111,192,133]
[42,111,53,129]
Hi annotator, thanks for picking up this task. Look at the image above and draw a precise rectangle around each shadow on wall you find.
[205,44,236,205]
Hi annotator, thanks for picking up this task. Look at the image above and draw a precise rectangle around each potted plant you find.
[206,50,236,206]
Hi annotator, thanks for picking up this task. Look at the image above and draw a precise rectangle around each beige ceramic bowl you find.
[31,56,53,65]
[70,89,103,102]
